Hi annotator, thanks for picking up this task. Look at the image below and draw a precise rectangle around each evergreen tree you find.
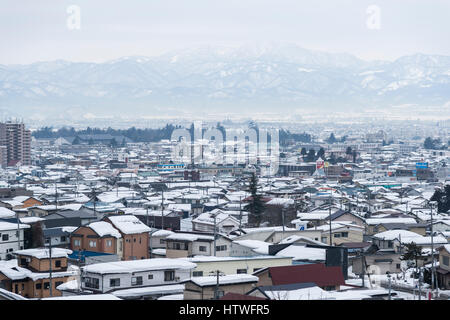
[300,148,307,156]
[305,149,315,162]
[401,242,423,275]
[430,184,450,213]
[316,147,325,160]
[346,146,352,155]
[246,173,265,227]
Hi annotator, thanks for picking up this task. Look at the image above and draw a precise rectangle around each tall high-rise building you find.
[0,121,31,167]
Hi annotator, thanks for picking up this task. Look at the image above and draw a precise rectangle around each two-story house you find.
[0,221,30,260]
[70,221,123,258]
[80,258,196,294]
[437,244,450,289]
[0,248,75,298]
[103,215,151,260]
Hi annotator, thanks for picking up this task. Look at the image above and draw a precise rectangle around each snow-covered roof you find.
[233,239,270,254]
[88,221,122,238]
[366,217,417,225]
[107,215,151,234]
[43,294,121,300]
[0,207,16,219]
[112,284,184,298]
[188,274,258,287]
[82,258,196,275]
[0,221,30,231]
[14,248,72,259]
[165,233,214,242]
[275,245,326,261]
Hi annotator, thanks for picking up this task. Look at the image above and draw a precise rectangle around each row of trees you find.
[299,147,357,163]
[32,124,179,142]
[424,137,447,150]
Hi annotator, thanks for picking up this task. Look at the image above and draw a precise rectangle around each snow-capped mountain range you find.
[1,43,449,119]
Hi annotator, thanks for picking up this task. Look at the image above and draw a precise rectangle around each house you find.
[103,215,151,260]
[191,210,241,234]
[80,258,196,294]
[436,244,450,289]
[181,255,292,277]
[183,274,259,300]
[253,263,345,291]
[328,209,366,227]
[164,232,232,258]
[309,222,364,246]
[0,221,30,260]
[0,248,76,298]
[70,221,123,258]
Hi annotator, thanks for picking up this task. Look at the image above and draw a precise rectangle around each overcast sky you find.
[2,0,450,64]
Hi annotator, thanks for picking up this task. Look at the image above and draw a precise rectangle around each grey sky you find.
[1,0,450,64]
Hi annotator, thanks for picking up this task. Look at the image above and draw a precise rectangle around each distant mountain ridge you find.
[1,43,449,119]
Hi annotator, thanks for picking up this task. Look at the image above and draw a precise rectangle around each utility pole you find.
[387,272,392,300]
[48,236,53,297]
[329,193,332,246]
[430,200,437,296]
[55,182,58,211]
[16,211,21,251]
[213,214,217,256]
[281,207,285,240]
[161,189,164,230]
[239,196,242,230]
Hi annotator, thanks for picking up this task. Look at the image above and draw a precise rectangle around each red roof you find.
[268,263,345,287]
[219,292,267,300]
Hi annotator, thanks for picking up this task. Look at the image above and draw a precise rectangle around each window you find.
[60,236,66,242]
[334,233,341,238]
[44,282,50,290]
[139,238,142,244]
[133,238,136,243]
[2,234,8,241]
[199,246,207,252]
[106,240,112,247]
[341,232,348,237]
[164,270,175,281]
[131,276,143,286]
[55,281,63,288]
[216,245,227,251]
[443,256,450,266]
[55,260,61,268]
[148,274,153,280]
[73,239,81,246]
[160,239,165,244]
[387,241,393,248]
[110,278,120,287]
[396,264,401,269]
[236,269,247,274]
[193,271,203,277]
[35,283,42,290]
[84,277,100,289]
[89,240,96,248]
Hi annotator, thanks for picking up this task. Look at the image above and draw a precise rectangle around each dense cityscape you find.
[0,118,448,301]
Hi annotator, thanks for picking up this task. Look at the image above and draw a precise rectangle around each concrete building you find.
[0,122,31,167]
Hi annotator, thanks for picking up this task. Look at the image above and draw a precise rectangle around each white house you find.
[0,221,30,260]
[80,258,196,294]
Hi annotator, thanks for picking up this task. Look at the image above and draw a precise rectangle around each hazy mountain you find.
[0,44,449,119]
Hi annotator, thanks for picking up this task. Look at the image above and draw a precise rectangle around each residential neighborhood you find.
[0,121,449,301]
